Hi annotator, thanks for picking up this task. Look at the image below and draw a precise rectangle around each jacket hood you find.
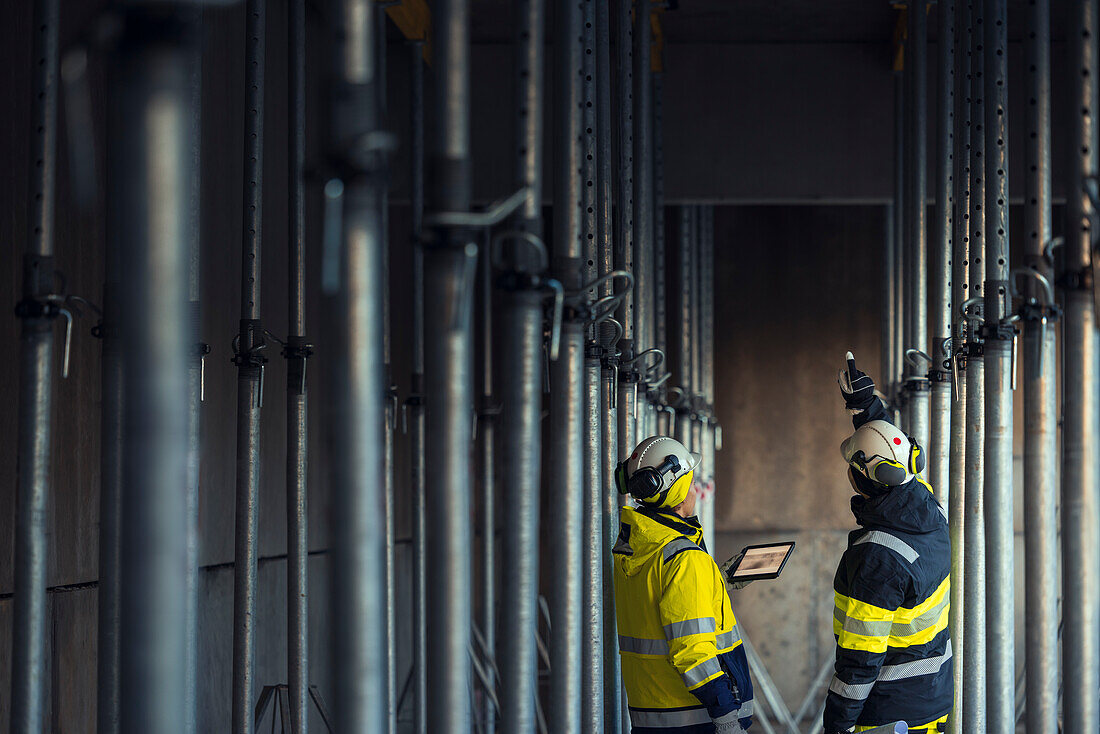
[615,505,705,576]
[850,479,945,535]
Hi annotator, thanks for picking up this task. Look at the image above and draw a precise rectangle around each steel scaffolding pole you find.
[634,0,654,439]
[615,0,636,455]
[884,201,897,401]
[929,0,954,505]
[475,230,496,734]
[983,1,1014,729]
[496,0,545,729]
[425,0,476,729]
[1062,0,1100,729]
[407,37,428,734]
[962,0,988,727]
[675,206,694,447]
[1022,0,1059,730]
[287,2,310,730]
[232,3,266,732]
[892,61,905,399]
[109,9,198,733]
[653,72,666,387]
[375,9,398,734]
[550,0,585,727]
[326,0,385,730]
[906,0,930,456]
[945,2,970,732]
[699,206,716,554]
[594,16,621,728]
[10,0,59,728]
[579,0,605,730]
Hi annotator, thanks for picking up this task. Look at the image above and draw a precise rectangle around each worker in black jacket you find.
[823,353,953,734]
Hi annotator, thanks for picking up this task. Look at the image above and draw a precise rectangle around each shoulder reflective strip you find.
[662,537,702,562]
[828,675,875,701]
[628,707,712,728]
[663,617,716,640]
[681,656,723,688]
[618,634,669,656]
[853,530,920,563]
[878,639,953,682]
[716,627,742,650]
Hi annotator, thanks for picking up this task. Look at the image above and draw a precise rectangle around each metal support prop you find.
[1063,0,1100,729]
[11,0,59,728]
[883,201,897,405]
[615,0,635,453]
[476,233,496,734]
[963,0,987,726]
[426,0,476,729]
[906,0,930,456]
[109,8,199,732]
[594,1,622,724]
[892,61,905,398]
[929,0,954,504]
[580,0,605,730]
[633,0,654,437]
[233,3,266,732]
[375,9,398,734]
[653,72,666,382]
[699,206,716,554]
[326,0,385,730]
[983,1,1014,729]
[184,48,203,732]
[497,0,545,729]
[407,38,428,734]
[945,2,970,731]
[287,2,310,730]
[675,206,694,447]
[1022,0,1058,729]
[550,0,585,726]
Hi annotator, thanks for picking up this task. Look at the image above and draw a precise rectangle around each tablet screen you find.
[726,542,796,581]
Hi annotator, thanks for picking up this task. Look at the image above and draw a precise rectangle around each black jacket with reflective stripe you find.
[824,401,953,731]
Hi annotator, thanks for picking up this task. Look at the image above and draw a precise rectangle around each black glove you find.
[837,351,875,412]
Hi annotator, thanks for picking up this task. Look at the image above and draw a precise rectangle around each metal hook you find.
[1010,266,1055,306]
[1042,236,1064,265]
[59,307,73,378]
[904,348,933,370]
[623,347,664,372]
[960,296,985,323]
[490,229,549,273]
[425,187,530,229]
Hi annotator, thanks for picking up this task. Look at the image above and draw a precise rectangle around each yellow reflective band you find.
[834,591,894,653]
[889,576,950,646]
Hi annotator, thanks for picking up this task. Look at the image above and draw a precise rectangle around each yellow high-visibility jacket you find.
[613,505,754,732]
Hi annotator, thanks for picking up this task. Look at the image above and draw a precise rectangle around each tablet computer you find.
[722,542,796,582]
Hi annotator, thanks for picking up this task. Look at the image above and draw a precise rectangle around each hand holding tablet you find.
[721,542,796,586]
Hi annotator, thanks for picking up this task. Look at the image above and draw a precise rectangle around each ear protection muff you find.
[908,438,926,475]
[616,454,683,505]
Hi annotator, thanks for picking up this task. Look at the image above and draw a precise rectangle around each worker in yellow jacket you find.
[613,436,754,733]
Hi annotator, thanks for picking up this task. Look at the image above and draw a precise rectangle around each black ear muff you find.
[870,459,908,487]
[907,436,926,475]
[628,467,662,498]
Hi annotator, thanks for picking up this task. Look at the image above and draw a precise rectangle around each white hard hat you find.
[620,436,700,508]
[840,420,923,487]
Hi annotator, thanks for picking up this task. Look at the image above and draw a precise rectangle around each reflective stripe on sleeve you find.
[662,537,702,562]
[828,675,875,701]
[737,699,753,718]
[681,656,723,688]
[628,706,712,728]
[618,634,669,656]
[853,530,920,563]
[663,617,716,640]
[833,605,893,638]
[878,639,953,682]
[716,626,742,650]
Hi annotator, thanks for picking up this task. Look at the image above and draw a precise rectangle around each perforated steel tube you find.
[929,0,954,504]
[906,0,930,458]
[1022,1,1058,729]
[982,1,1014,729]
[1062,1,1100,729]
[11,0,59,729]
[945,3,970,731]
[962,2,987,726]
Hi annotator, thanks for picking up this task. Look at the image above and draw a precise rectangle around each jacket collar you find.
[851,479,944,535]
[636,505,701,537]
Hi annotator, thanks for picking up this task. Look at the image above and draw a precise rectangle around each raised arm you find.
[837,351,892,428]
